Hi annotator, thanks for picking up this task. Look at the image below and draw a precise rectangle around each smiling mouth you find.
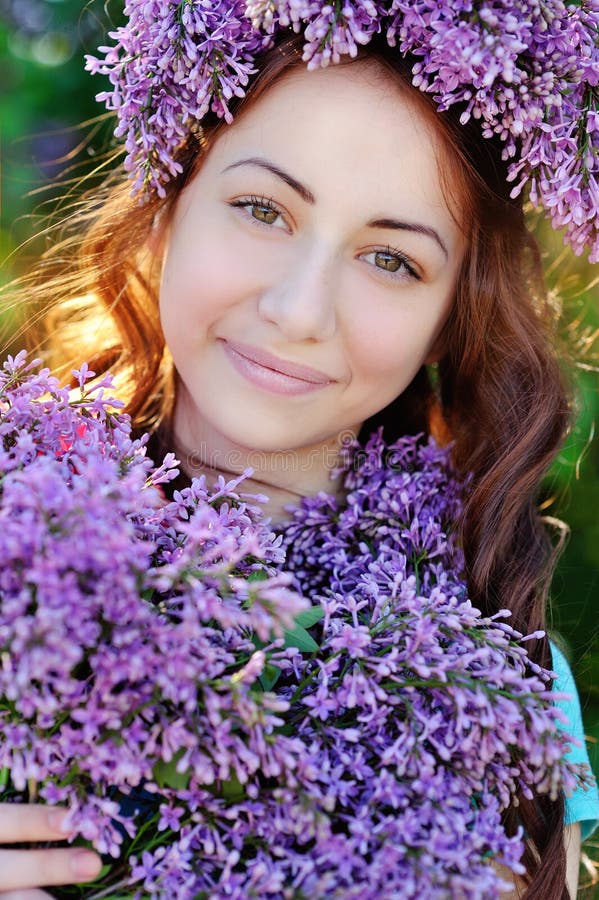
[221,339,333,384]
[219,339,334,396]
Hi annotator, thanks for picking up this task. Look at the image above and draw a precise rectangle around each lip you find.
[219,339,334,396]
[221,339,333,384]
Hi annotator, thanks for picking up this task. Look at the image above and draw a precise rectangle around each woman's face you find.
[160,62,466,456]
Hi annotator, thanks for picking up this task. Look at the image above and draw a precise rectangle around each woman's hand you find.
[0,804,101,898]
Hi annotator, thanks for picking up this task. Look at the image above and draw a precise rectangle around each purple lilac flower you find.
[118,427,584,899]
[386,0,599,261]
[0,351,307,867]
[86,1,270,196]
[87,1,599,259]
[0,354,593,899]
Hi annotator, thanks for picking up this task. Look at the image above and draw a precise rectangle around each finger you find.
[0,805,69,842]
[0,891,56,899]
[0,847,102,890]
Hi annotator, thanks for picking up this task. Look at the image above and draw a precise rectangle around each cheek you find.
[160,204,283,330]
[343,302,435,389]
[160,226,242,329]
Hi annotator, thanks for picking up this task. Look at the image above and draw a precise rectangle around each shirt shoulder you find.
[550,640,599,841]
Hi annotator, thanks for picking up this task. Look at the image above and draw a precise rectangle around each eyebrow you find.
[367,217,448,260]
[222,157,316,204]
[222,157,448,258]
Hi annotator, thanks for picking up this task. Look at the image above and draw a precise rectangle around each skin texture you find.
[0,62,582,897]
[0,805,101,895]
[159,63,466,522]
[565,823,582,898]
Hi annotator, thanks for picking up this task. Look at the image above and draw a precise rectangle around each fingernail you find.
[71,849,101,880]
[48,808,69,833]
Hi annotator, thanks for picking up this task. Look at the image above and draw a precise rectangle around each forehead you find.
[203,62,465,235]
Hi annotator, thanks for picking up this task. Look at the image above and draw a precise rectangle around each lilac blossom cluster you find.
[0,352,306,876]
[86,1,269,195]
[86,1,599,260]
[383,0,599,261]
[111,429,594,898]
[0,355,592,898]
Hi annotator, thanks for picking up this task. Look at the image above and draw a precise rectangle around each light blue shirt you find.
[551,641,599,840]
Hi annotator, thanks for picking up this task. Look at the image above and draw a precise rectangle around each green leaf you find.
[251,606,323,654]
[247,569,269,582]
[283,626,319,652]
[275,724,296,737]
[153,754,191,791]
[220,775,245,802]
[259,663,282,691]
[294,606,324,629]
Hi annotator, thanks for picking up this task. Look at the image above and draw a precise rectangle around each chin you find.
[215,411,325,457]
[221,421,306,455]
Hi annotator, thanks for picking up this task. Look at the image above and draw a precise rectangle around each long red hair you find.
[9,32,573,898]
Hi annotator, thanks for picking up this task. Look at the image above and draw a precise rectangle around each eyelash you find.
[230,195,422,282]
[368,245,421,283]
[230,195,288,230]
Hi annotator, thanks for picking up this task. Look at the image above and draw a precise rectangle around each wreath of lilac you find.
[86,1,599,261]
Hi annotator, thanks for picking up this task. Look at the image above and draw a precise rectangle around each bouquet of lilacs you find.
[0,352,310,892]
[0,353,592,899]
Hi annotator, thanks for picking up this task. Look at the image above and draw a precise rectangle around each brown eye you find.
[359,248,420,282]
[252,204,279,225]
[231,196,287,229]
[375,251,401,272]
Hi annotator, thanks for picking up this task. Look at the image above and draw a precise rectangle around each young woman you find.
[0,5,597,898]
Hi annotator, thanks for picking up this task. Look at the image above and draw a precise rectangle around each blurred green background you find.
[1,0,598,893]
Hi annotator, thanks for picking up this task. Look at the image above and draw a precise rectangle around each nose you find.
[257,245,337,343]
